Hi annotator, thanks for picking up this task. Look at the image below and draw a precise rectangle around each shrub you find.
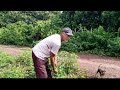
[0,51,15,68]
[0,21,34,46]
[0,50,35,78]
[15,50,32,66]
[106,37,120,57]
[0,65,26,78]
[52,51,87,78]
[35,20,61,39]
[61,26,120,57]
[14,50,35,78]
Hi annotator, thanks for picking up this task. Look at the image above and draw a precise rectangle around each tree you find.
[80,11,102,31]
[0,11,57,28]
[60,11,102,32]
[101,11,120,32]
[61,11,76,30]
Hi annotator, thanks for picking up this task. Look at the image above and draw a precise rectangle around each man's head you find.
[60,27,73,42]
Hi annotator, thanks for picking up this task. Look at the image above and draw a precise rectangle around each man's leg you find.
[32,51,48,78]
[45,61,52,78]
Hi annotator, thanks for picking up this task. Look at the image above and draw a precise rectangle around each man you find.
[32,27,73,78]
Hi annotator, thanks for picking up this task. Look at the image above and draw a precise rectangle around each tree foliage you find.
[0,11,120,57]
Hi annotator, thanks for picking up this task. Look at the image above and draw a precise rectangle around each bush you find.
[15,51,32,66]
[0,65,27,78]
[34,20,61,39]
[0,49,32,78]
[14,50,35,78]
[61,41,78,53]
[52,51,87,78]
[61,26,120,57]
[0,18,62,47]
[0,50,35,78]
[0,21,35,46]
[106,37,120,57]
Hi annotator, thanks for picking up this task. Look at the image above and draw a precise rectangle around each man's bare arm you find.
[50,52,58,74]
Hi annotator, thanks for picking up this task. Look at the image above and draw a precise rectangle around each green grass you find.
[0,51,15,68]
[52,51,87,78]
[0,50,35,78]
[0,50,87,78]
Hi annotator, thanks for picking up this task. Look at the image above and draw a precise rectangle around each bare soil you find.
[0,44,31,56]
[77,54,120,78]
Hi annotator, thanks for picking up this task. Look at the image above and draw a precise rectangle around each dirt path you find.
[77,54,120,78]
[0,44,31,56]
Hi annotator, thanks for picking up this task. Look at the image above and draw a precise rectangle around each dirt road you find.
[0,44,31,56]
[77,54,120,78]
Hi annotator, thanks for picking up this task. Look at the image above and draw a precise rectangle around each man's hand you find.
[53,69,58,74]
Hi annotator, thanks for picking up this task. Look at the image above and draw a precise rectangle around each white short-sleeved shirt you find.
[32,34,61,60]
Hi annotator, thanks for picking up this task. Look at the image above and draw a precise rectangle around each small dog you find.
[95,64,106,78]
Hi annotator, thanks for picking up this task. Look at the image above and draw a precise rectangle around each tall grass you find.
[0,50,87,78]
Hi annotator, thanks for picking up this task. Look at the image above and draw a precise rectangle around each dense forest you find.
[0,11,120,57]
